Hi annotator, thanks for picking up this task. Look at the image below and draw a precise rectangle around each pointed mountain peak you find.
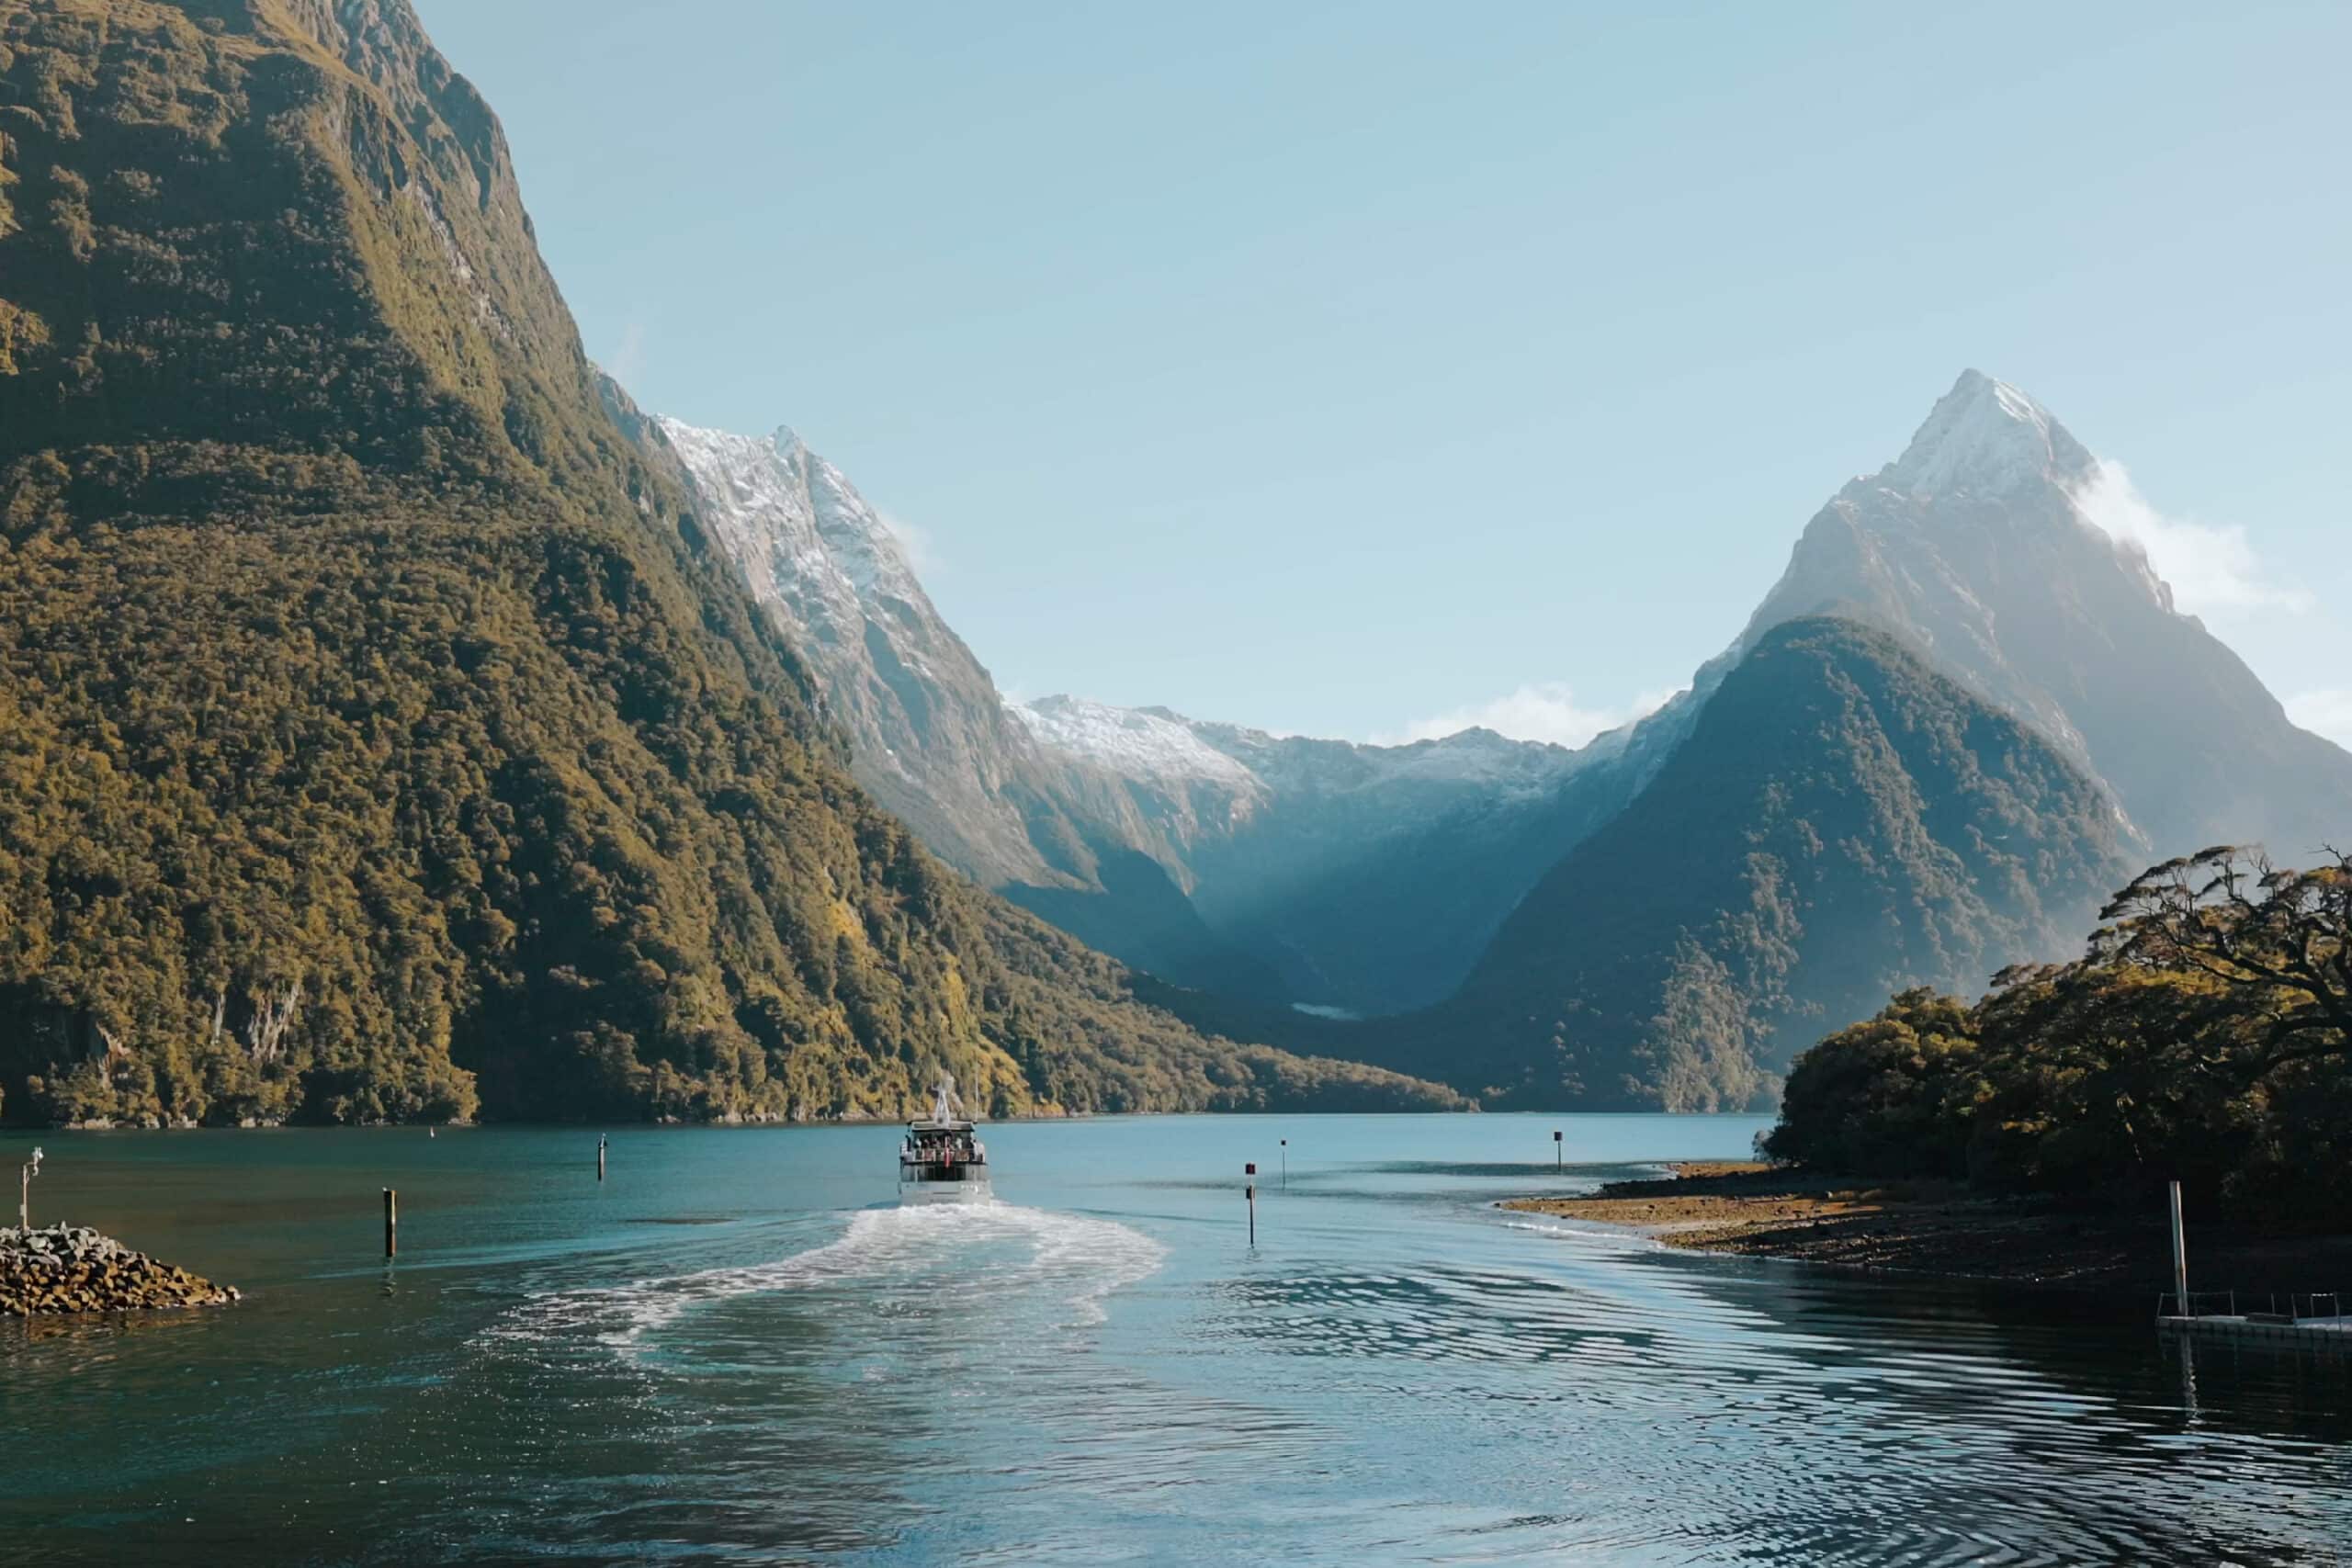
[1882,370,2094,499]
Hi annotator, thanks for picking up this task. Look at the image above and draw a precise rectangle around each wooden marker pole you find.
[1554,1129,1563,1170]
[2169,1179,2189,1317]
[1245,1162,1257,1247]
[598,1134,607,1183]
[383,1187,398,1258]
[1280,1139,1288,1189]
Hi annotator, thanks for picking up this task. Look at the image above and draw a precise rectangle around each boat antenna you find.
[931,1070,962,1123]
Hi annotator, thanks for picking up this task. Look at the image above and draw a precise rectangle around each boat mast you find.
[931,1070,964,1125]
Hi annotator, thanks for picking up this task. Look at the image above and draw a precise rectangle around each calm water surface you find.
[4,1116,2347,1565]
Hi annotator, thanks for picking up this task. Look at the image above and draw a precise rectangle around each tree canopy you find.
[1765,848,2352,1228]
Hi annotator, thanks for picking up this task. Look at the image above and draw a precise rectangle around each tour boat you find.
[899,1072,989,1191]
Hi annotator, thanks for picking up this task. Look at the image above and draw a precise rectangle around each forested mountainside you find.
[0,0,1458,1125]
[1351,618,2132,1110]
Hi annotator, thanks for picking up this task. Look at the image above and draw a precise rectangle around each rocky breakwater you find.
[0,1224,240,1315]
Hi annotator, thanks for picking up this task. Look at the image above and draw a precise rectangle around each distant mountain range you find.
[662,371,2351,1108]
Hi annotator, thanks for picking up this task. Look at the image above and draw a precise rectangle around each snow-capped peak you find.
[1882,369,2091,500]
[654,414,928,614]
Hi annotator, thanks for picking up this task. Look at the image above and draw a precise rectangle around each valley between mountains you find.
[0,0,2344,1124]
[655,367,2352,1111]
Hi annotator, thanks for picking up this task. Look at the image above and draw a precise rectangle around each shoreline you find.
[1502,1163,2352,1304]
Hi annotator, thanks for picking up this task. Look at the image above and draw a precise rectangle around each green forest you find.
[1765,846,2352,1228]
[0,0,1458,1126]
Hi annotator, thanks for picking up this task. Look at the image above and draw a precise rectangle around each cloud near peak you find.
[876,509,944,575]
[2285,689,2352,751]
[1377,682,1676,750]
[2071,458,2311,619]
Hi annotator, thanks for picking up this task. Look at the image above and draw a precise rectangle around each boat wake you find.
[485,1200,1166,1359]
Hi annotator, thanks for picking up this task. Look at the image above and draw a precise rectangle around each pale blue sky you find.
[416,0,2351,747]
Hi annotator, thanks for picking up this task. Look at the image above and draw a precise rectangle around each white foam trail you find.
[487,1200,1166,1357]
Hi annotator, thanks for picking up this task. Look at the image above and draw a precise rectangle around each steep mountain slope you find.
[0,0,1457,1124]
[1736,370,2352,858]
[647,418,1095,890]
[1374,617,2133,1110]
[648,418,1293,1001]
[654,415,1592,1014]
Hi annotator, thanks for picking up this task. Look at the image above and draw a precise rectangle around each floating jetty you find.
[2148,1181,2347,1352]
[2156,1294,2351,1353]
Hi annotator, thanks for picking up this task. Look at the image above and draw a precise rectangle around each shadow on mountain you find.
[1005,848,1291,1004]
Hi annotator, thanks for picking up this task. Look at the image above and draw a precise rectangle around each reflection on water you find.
[1,1116,2346,1565]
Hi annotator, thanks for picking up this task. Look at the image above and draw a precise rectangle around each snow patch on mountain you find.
[1883,368,2092,501]
[657,412,1114,889]
[1013,696,1588,805]
[1012,696,1264,793]
[656,417,933,657]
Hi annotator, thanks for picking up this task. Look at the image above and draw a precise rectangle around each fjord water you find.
[3,1119,2346,1565]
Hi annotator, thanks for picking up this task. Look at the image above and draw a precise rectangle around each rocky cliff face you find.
[650,417,1103,890]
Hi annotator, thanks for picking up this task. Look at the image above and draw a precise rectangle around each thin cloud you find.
[606,321,649,389]
[2072,458,2311,618]
[876,509,944,576]
[1377,683,1676,750]
[2286,689,2352,750]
